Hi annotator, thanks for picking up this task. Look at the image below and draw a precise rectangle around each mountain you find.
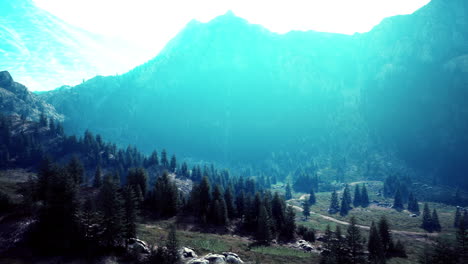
[41,0,468,187]
[0,71,62,121]
[0,0,149,91]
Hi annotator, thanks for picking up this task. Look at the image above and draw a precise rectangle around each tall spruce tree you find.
[329,189,340,214]
[160,149,169,168]
[224,186,236,219]
[432,209,441,232]
[343,184,352,210]
[340,193,350,216]
[378,216,392,255]
[285,183,293,200]
[455,207,462,228]
[361,184,370,207]
[303,199,311,219]
[93,165,102,188]
[256,204,272,245]
[309,188,316,205]
[166,224,180,264]
[456,216,468,262]
[421,203,433,232]
[368,222,385,264]
[99,174,124,248]
[345,217,366,264]
[170,155,177,173]
[122,185,138,246]
[393,188,404,211]
[280,205,296,241]
[67,156,84,185]
[353,184,361,207]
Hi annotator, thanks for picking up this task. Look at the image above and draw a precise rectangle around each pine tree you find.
[392,240,407,258]
[170,155,177,173]
[378,216,392,255]
[340,193,350,216]
[280,205,296,241]
[256,204,272,245]
[99,174,124,248]
[393,188,404,210]
[345,217,366,264]
[408,192,420,214]
[456,216,468,262]
[93,165,102,188]
[153,171,178,217]
[353,184,361,207]
[421,203,433,232]
[127,167,148,196]
[67,156,84,185]
[285,183,292,200]
[432,209,441,232]
[166,224,180,264]
[271,192,285,232]
[329,189,340,214]
[343,184,352,210]
[303,199,311,219]
[455,207,462,228]
[368,222,385,264]
[224,186,236,219]
[309,188,316,205]
[122,185,138,245]
[160,149,169,168]
[198,176,211,222]
[148,150,159,166]
[361,184,370,207]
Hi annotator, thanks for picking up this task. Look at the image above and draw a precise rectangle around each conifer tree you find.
[235,190,246,218]
[303,199,311,219]
[166,224,180,264]
[271,192,285,232]
[99,174,124,248]
[353,184,361,207]
[198,176,211,222]
[148,150,159,166]
[153,171,178,217]
[256,204,272,245]
[340,193,350,216]
[161,149,169,168]
[421,203,433,232]
[280,205,296,241]
[224,186,236,219]
[456,216,468,262]
[127,167,148,196]
[67,156,84,185]
[343,184,352,210]
[361,184,370,207]
[368,222,385,264]
[309,188,316,205]
[122,185,138,245]
[408,192,420,214]
[392,240,407,258]
[393,188,404,210]
[170,155,177,173]
[378,216,392,254]
[345,217,366,264]
[285,183,292,200]
[329,189,340,214]
[432,209,441,232]
[93,165,102,188]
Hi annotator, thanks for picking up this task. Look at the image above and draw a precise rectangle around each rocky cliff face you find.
[0,71,62,121]
[40,0,468,187]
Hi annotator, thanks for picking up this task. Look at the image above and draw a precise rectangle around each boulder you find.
[222,252,244,263]
[204,253,226,264]
[296,239,314,252]
[0,71,13,88]
[181,246,198,259]
[127,238,150,254]
[187,259,210,264]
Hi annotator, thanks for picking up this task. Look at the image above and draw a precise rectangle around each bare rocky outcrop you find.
[180,247,244,264]
[0,71,63,122]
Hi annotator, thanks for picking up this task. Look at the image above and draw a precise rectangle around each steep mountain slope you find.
[0,0,148,91]
[41,0,468,187]
[0,71,62,121]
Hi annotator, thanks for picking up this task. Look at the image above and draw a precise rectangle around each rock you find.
[181,246,198,259]
[204,253,226,264]
[410,214,418,217]
[187,259,210,264]
[223,252,244,263]
[128,238,150,254]
[296,239,314,252]
[0,71,13,87]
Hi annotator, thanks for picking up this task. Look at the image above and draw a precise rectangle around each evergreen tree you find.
[224,186,236,219]
[67,156,84,185]
[343,184,352,210]
[303,199,311,219]
[421,203,433,232]
[432,209,441,232]
[122,185,138,245]
[235,190,246,218]
[368,221,385,264]
[408,192,420,214]
[345,217,366,264]
[198,176,211,223]
[340,193,350,216]
[256,204,272,245]
[280,205,296,241]
[160,149,169,168]
[329,189,340,214]
[309,188,316,205]
[93,165,102,188]
[392,240,407,258]
[378,216,392,254]
[148,150,159,166]
[271,192,285,233]
[99,174,124,248]
[361,184,370,207]
[393,188,404,211]
[353,184,361,207]
[152,171,178,217]
[166,224,180,264]
[456,216,468,263]
[170,155,177,173]
[285,183,292,200]
[127,167,148,196]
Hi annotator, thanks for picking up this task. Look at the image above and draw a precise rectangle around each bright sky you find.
[34,0,430,54]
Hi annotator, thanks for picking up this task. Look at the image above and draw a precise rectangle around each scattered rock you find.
[409,214,418,217]
[223,252,244,263]
[181,246,198,259]
[187,259,210,264]
[204,253,226,264]
[128,238,150,254]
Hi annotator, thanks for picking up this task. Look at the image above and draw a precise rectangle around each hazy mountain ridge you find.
[40,0,468,187]
[0,0,150,91]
